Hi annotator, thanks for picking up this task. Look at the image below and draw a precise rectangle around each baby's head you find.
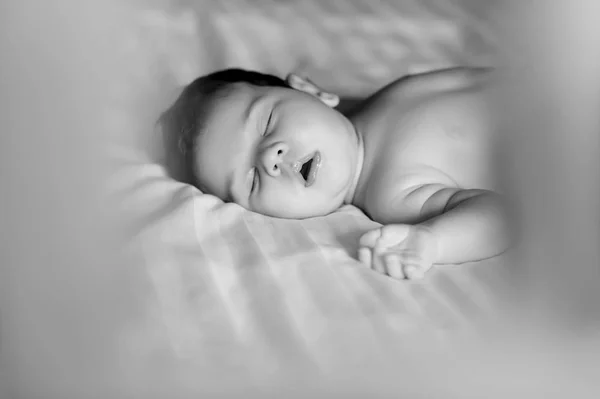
[160,68,363,219]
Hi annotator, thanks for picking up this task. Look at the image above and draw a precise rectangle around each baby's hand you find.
[358,224,438,280]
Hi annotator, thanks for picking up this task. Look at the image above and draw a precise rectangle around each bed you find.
[110,0,517,395]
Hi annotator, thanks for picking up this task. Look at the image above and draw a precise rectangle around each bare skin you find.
[349,67,508,279]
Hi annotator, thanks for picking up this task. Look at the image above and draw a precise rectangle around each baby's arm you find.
[359,183,509,279]
[417,187,508,264]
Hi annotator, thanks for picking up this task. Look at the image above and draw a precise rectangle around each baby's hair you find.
[159,68,289,186]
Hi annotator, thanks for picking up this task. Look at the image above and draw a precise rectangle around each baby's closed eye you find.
[263,109,274,136]
[251,167,259,193]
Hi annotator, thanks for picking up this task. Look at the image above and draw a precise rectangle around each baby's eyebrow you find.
[244,95,262,122]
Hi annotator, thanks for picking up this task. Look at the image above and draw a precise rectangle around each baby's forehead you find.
[206,83,287,127]
[220,81,292,105]
[211,82,254,106]
[199,84,255,130]
[218,82,268,103]
[202,84,256,129]
[193,84,264,194]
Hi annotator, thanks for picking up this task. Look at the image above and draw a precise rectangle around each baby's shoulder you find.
[372,67,491,102]
[349,67,491,127]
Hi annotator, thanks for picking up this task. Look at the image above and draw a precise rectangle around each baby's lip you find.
[292,151,320,187]
[305,151,321,187]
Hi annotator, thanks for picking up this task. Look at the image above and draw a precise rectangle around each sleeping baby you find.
[160,67,509,280]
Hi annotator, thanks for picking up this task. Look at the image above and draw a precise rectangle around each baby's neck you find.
[343,125,365,206]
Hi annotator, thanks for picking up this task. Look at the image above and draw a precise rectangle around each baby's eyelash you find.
[250,168,258,193]
[264,110,273,135]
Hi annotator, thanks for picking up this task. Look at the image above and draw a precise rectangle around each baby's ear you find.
[286,73,340,108]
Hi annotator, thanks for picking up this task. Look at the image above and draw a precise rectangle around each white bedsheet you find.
[115,155,510,389]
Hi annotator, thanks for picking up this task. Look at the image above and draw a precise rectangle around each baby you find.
[160,67,509,280]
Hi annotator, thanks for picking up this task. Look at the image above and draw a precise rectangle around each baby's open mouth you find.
[296,151,321,187]
[299,158,313,181]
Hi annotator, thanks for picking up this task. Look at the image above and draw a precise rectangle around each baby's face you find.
[193,82,361,219]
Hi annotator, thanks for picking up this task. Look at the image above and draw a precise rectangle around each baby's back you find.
[349,67,498,218]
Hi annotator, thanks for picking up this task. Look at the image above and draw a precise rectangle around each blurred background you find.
[134,0,497,96]
[183,0,496,96]
[1,0,599,398]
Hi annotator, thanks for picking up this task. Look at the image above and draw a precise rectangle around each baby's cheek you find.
[251,193,291,218]
[253,194,309,219]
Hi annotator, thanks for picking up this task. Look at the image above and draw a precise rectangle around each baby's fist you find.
[358,224,438,280]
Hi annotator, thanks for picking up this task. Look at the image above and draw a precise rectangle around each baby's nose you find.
[260,142,289,177]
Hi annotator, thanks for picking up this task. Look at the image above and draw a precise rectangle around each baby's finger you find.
[358,247,372,267]
[372,252,387,274]
[404,264,426,280]
[390,251,420,265]
[378,224,410,247]
[359,228,382,248]
[383,254,404,279]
